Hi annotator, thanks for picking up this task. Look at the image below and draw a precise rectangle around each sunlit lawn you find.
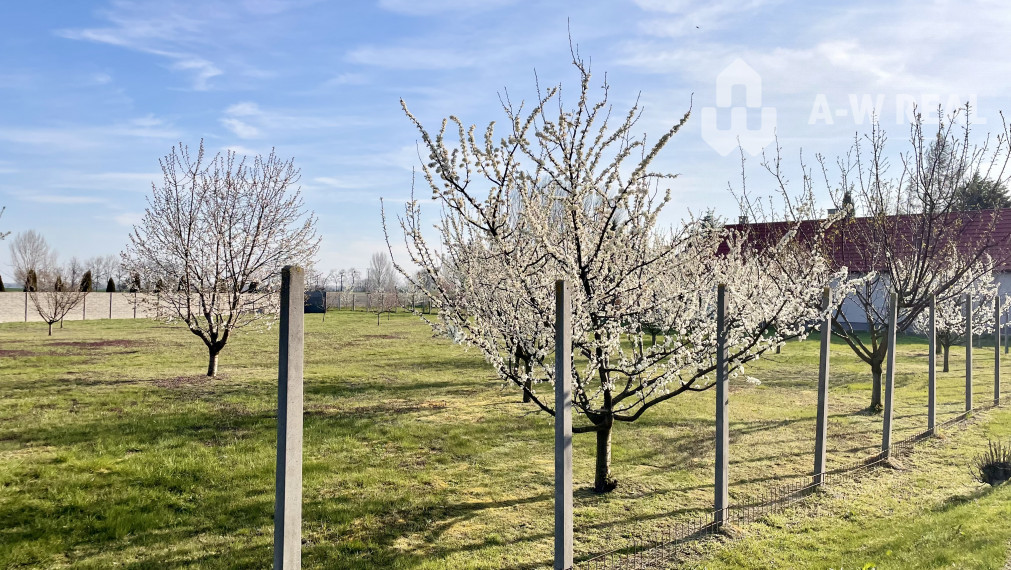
[1,311,1009,568]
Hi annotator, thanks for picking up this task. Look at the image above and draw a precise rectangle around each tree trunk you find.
[207,349,220,377]
[943,345,950,373]
[593,422,616,492]
[48,322,53,336]
[521,355,532,403]
[870,362,883,411]
[651,332,656,346]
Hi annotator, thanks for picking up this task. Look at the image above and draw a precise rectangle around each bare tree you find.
[0,206,8,241]
[86,254,120,287]
[124,141,320,376]
[367,251,398,323]
[9,229,57,286]
[67,256,84,284]
[30,265,88,335]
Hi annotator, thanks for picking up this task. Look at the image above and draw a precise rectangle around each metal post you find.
[928,294,936,433]
[996,292,1002,406]
[966,294,973,412]
[554,280,573,570]
[133,291,137,319]
[882,292,898,457]
[813,287,831,485]
[274,266,304,570]
[715,284,729,525]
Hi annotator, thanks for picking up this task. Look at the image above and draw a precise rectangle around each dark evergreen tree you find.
[129,272,141,292]
[953,173,1011,210]
[106,277,116,292]
[25,269,37,292]
[79,270,93,292]
[841,189,855,216]
[154,278,164,293]
[0,274,5,292]
[54,276,64,292]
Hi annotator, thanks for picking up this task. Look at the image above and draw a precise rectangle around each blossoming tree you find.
[386,55,840,492]
[911,254,1008,371]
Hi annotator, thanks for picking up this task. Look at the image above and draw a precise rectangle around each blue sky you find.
[2,0,1011,280]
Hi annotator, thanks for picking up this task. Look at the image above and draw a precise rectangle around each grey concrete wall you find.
[0,292,277,323]
[0,292,152,323]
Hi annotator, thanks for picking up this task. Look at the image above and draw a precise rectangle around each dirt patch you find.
[48,340,143,349]
[0,349,40,358]
[361,333,408,340]
[153,375,213,389]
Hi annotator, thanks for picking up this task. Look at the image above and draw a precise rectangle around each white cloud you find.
[56,4,223,90]
[225,101,262,116]
[114,212,145,226]
[170,57,223,91]
[325,73,368,86]
[634,0,780,37]
[346,46,477,70]
[224,145,262,156]
[220,117,261,139]
[16,193,108,205]
[377,0,516,16]
[54,172,160,193]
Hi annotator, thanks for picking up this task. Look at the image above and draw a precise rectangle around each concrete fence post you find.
[274,266,304,570]
[715,283,729,525]
[966,294,973,412]
[1005,294,1009,355]
[553,280,573,570]
[133,291,137,319]
[109,293,113,319]
[996,292,1001,406]
[83,295,87,320]
[928,294,937,433]
[24,291,28,322]
[882,292,898,457]
[813,286,831,486]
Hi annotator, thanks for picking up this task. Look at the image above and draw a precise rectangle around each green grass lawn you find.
[1,311,1010,568]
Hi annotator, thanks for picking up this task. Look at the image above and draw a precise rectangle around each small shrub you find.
[106,277,116,292]
[970,439,1011,486]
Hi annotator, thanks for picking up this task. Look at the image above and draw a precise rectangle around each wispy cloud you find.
[15,193,109,205]
[377,0,516,16]
[220,117,260,139]
[54,1,283,90]
[0,116,181,151]
[346,46,478,70]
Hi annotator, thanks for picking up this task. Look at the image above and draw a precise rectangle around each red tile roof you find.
[725,208,1011,272]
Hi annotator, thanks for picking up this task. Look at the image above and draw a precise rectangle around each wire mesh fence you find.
[572,395,1009,569]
